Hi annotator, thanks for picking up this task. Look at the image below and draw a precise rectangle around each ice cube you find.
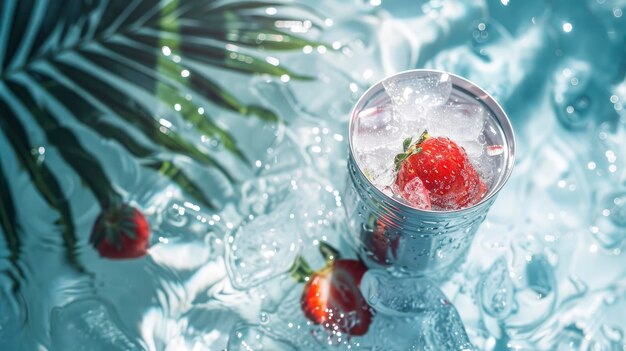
[50,298,143,351]
[151,200,226,270]
[397,176,432,210]
[361,270,449,317]
[478,257,514,320]
[382,73,452,132]
[228,324,297,351]
[353,104,403,152]
[425,103,486,142]
[158,200,230,243]
[505,252,557,330]
[225,196,302,290]
[239,172,295,216]
[358,147,398,190]
[295,180,346,241]
[382,72,452,108]
[188,308,245,349]
[360,270,474,350]
[461,140,485,159]
[420,305,475,351]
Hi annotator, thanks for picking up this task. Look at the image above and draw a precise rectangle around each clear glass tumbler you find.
[344,69,515,276]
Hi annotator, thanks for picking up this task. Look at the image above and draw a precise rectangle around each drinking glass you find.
[344,69,515,276]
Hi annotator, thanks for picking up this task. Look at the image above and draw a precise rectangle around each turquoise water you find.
[0,0,625,350]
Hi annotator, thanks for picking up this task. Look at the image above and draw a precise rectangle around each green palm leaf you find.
[144,160,217,210]
[7,81,122,209]
[0,0,324,267]
[0,159,21,274]
[74,48,249,163]
[0,95,84,273]
[101,41,279,122]
[131,31,315,79]
[46,60,236,182]
[28,70,218,210]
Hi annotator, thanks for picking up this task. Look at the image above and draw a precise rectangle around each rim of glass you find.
[348,69,516,215]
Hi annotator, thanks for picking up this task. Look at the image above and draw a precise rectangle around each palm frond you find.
[28,70,218,209]
[0,0,325,268]
[75,48,249,163]
[6,81,122,209]
[101,40,279,122]
[43,60,236,182]
[28,70,157,159]
[0,159,20,266]
[144,160,217,210]
[131,31,315,79]
[0,95,84,273]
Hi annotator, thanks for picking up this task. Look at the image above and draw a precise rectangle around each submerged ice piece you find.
[478,257,515,320]
[225,195,302,290]
[382,71,452,111]
[360,270,475,350]
[50,298,143,351]
[346,69,515,275]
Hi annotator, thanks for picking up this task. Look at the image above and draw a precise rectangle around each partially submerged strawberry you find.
[395,130,486,210]
[301,259,373,336]
[292,244,374,336]
[89,204,150,259]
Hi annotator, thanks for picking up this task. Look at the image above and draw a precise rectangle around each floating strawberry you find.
[395,130,486,210]
[89,204,150,259]
[291,243,374,336]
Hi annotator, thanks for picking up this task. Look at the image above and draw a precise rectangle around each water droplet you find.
[259,312,270,324]
[165,204,188,227]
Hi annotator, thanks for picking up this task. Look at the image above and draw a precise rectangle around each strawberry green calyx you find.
[394,130,430,171]
[318,241,341,264]
[290,256,315,283]
[89,203,150,259]
[90,204,133,249]
[290,242,342,283]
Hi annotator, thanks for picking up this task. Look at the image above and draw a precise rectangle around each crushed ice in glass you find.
[353,71,507,210]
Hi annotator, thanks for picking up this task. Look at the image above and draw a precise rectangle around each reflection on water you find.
[0,0,625,350]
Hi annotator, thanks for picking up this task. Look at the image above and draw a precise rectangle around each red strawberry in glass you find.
[395,130,486,210]
[361,215,400,265]
[89,204,150,259]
